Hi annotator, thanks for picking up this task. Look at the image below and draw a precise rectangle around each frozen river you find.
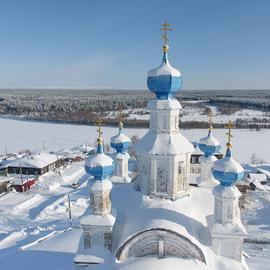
[0,117,269,163]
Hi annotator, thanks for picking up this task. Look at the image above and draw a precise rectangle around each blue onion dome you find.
[199,129,221,157]
[110,122,131,154]
[85,135,114,181]
[212,139,244,187]
[147,44,183,100]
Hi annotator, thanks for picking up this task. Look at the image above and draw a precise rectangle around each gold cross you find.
[160,21,172,45]
[225,120,235,148]
[118,109,124,129]
[95,118,104,142]
[207,109,213,132]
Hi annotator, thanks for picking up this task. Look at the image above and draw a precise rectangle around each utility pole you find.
[67,194,72,228]
[85,141,87,160]
[20,163,23,192]
[56,154,60,174]
[42,140,46,153]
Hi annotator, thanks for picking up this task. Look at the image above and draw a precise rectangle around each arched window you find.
[116,228,206,264]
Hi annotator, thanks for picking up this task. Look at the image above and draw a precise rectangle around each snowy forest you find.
[0,89,269,128]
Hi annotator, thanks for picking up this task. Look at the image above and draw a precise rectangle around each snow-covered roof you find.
[248,173,267,182]
[134,132,194,155]
[117,257,207,270]
[108,183,247,270]
[10,175,36,185]
[80,211,115,226]
[71,144,94,153]
[2,153,64,169]
[111,185,212,256]
[0,157,18,169]
[256,165,270,179]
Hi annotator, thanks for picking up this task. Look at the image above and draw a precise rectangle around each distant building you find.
[58,145,94,162]
[0,153,64,176]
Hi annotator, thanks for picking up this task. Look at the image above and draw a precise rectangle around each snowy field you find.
[0,118,269,163]
[122,104,270,124]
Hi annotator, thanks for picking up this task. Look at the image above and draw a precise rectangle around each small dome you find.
[110,125,131,153]
[198,131,221,157]
[85,140,114,181]
[147,44,183,100]
[212,148,244,186]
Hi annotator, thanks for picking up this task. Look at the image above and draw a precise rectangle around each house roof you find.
[1,153,64,170]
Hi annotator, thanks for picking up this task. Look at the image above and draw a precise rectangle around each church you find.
[74,22,248,270]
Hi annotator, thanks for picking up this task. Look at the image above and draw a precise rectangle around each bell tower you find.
[134,22,194,200]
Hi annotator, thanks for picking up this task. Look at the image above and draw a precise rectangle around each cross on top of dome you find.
[198,111,221,157]
[160,21,172,47]
[118,109,124,130]
[212,120,244,186]
[225,120,235,150]
[207,110,213,134]
[96,118,105,153]
[110,110,131,154]
[147,22,183,100]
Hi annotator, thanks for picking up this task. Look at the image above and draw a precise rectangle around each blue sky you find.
[0,0,269,89]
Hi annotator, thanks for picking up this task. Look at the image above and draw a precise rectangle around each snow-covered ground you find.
[0,163,89,270]
[0,159,269,269]
[0,118,269,163]
[117,104,270,124]
[0,164,269,270]
[242,187,270,270]
[181,105,269,124]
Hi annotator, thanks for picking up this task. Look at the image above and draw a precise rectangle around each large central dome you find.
[147,44,183,100]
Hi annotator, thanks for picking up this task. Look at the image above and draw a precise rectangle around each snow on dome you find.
[212,149,244,187]
[199,131,221,157]
[85,141,114,181]
[86,153,114,168]
[110,126,131,154]
[147,45,183,100]
[148,60,181,77]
